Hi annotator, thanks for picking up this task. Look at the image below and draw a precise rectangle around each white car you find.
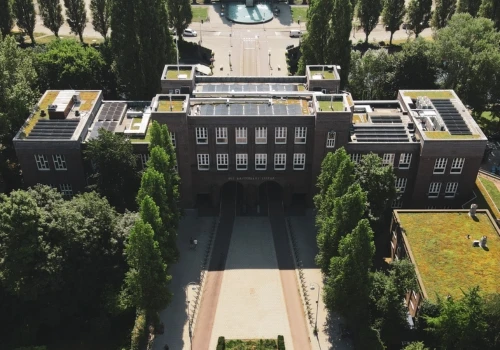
[183,28,197,37]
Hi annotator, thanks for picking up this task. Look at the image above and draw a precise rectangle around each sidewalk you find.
[152,215,215,350]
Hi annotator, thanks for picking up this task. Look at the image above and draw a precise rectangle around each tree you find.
[167,0,192,40]
[84,129,140,211]
[479,0,500,30]
[484,293,500,348]
[121,219,172,313]
[38,0,64,37]
[403,342,429,350]
[63,0,87,42]
[433,14,500,116]
[356,0,383,43]
[425,287,488,350]
[90,0,111,39]
[0,35,38,192]
[432,0,457,29]
[316,183,367,274]
[328,0,353,86]
[0,0,14,37]
[381,0,406,45]
[355,153,396,222]
[392,38,438,91]
[13,0,37,44]
[406,0,432,37]
[297,0,333,73]
[324,219,375,330]
[110,0,176,99]
[35,39,106,91]
[348,49,396,100]
[457,0,482,16]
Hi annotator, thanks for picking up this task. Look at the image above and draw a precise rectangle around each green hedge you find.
[130,309,149,350]
[216,336,225,350]
[277,335,285,350]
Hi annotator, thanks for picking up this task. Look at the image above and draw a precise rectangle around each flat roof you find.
[190,97,312,116]
[396,210,500,300]
[18,90,101,141]
[195,83,302,93]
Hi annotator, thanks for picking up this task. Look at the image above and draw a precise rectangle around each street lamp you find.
[268,50,271,69]
[200,19,203,44]
[310,282,320,336]
[229,51,232,71]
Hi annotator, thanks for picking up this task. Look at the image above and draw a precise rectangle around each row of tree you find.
[348,14,500,119]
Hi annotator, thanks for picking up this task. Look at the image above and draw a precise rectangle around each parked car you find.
[183,28,197,37]
[286,44,294,50]
[289,30,302,38]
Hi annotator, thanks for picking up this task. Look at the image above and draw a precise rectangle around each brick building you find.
[14,65,487,209]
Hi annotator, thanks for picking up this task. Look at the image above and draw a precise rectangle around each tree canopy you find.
[38,0,64,37]
[381,0,406,45]
[432,0,457,29]
[90,0,111,38]
[63,0,88,42]
[167,0,193,39]
[13,0,37,44]
[406,0,432,37]
[457,0,482,17]
[479,0,500,30]
[356,0,383,43]
[0,0,14,37]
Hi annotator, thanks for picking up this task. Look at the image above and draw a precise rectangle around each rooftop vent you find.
[48,104,57,110]
[469,203,478,217]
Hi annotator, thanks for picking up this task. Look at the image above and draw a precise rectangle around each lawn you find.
[34,35,104,45]
[398,211,500,300]
[225,339,278,350]
[290,6,308,22]
[318,100,344,112]
[79,91,100,111]
[165,69,192,79]
[192,7,208,21]
[478,176,500,212]
[130,122,152,143]
[402,90,454,99]
[309,68,336,79]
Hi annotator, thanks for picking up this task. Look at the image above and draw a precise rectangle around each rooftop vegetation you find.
[398,211,500,300]
[130,122,152,143]
[318,100,344,112]
[310,68,336,79]
[403,90,454,99]
[164,69,192,79]
[157,100,184,112]
[476,177,500,220]
[79,91,100,111]
[425,131,481,139]
[23,91,58,136]
[353,114,367,123]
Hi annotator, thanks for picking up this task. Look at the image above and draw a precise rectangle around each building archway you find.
[258,181,283,215]
[220,181,245,216]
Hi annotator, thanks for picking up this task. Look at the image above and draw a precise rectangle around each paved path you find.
[268,190,311,350]
[209,216,293,349]
[191,185,236,349]
[152,215,214,350]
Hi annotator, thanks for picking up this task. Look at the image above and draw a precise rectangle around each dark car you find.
[286,44,294,50]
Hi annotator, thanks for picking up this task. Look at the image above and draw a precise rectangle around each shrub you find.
[277,335,285,350]
[130,309,149,350]
[216,336,225,350]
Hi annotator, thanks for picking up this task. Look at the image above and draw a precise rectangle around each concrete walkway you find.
[152,215,215,350]
[209,216,293,349]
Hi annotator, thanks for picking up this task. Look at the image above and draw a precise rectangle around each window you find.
[350,153,361,163]
[399,153,412,169]
[52,154,67,170]
[428,182,441,198]
[445,182,458,198]
[326,131,336,148]
[395,178,407,193]
[382,153,395,167]
[35,154,50,171]
[274,153,286,170]
[197,154,209,170]
[451,158,465,174]
[255,153,267,170]
[217,154,228,170]
[294,127,307,144]
[434,158,447,174]
[236,154,248,170]
[275,127,287,144]
[293,153,306,170]
[255,127,267,144]
[216,127,228,144]
[60,184,73,197]
[170,132,176,148]
[140,154,149,169]
[392,198,403,208]
[196,127,208,144]
[235,127,247,144]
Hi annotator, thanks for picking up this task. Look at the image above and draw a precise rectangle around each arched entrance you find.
[258,181,283,216]
[220,181,245,216]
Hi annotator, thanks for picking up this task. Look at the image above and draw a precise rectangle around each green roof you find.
[425,131,481,139]
[165,69,192,79]
[318,100,344,112]
[397,211,500,301]
[403,90,454,99]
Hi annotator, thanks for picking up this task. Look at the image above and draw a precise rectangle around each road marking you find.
[214,32,221,36]
[275,32,281,36]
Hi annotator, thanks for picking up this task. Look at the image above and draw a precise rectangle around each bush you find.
[130,309,149,350]
[216,336,225,350]
[14,347,48,350]
[277,335,285,349]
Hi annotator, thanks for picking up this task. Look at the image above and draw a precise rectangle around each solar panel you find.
[97,102,126,121]
[273,104,287,115]
[230,104,243,115]
[214,104,229,115]
[431,99,472,135]
[245,104,258,115]
[287,104,302,115]
[259,104,273,115]
[27,119,79,140]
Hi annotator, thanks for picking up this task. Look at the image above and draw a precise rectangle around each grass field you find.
[192,7,208,21]
[291,6,308,22]
[318,100,344,112]
[478,176,500,211]
[398,211,500,300]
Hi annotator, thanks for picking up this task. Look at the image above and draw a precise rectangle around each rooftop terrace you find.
[396,210,500,301]
[307,65,338,80]
[163,65,193,80]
